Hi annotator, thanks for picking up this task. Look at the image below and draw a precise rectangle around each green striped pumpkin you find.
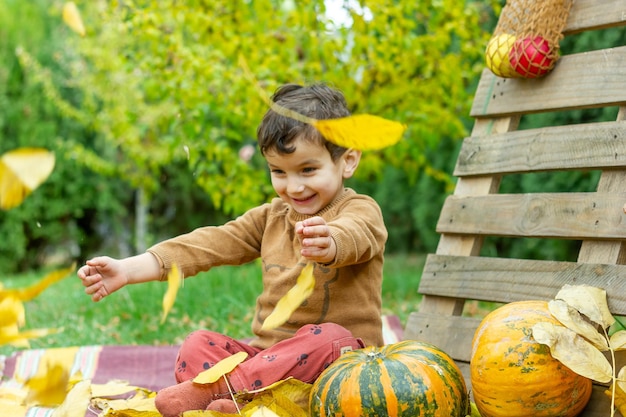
[309,340,468,417]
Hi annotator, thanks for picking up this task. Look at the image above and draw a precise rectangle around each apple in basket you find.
[509,35,554,78]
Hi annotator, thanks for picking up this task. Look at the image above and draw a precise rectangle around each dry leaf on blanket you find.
[193,351,248,384]
[51,379,91,417]
[261,263,315,331]
[25,363,70,407]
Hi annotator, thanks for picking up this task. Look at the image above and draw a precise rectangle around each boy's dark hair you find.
[257,83,350,161]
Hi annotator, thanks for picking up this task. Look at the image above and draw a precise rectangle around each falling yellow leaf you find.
[161,263,182,324]
[0,295,25,327]
[0,147,55,210]
[238,54,405,152]
[51,379,91,417]
[261,263,315,331]
[1,263,76,302]
[193,351,248,384]
[0,326,62,347]
[62,2,86,36]
[532,321,612,383]
[313,115,406,151]
[25,362,70,407]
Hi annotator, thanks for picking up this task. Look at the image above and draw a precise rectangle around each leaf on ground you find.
[610,330,626,350]
[548,299,608,350]
[161,263,182,324]
[51,379,91,417]
[532,321,612,383]
[0,147,55,210]
[25,362,70,407]
[91,381,148,398]
[2,263,76,302]
[193,351,248,384]
[95,396,156,414]
[243,378,311,411]
[261,263,315,331]
[62,2,85,36]
[555,284,615,328]
[313,115,406,151]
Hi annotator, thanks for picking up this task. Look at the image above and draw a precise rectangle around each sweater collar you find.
[287,188,352,222]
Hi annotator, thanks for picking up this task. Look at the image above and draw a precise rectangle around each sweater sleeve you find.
[147,203,270,279]
[324,194,387,268]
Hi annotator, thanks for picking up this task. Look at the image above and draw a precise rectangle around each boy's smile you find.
[265,138,360,215]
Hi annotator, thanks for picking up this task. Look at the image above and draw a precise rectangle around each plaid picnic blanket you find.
[0,315,403,416]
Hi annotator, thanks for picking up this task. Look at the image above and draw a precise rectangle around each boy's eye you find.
[271,169,285,175]
[302,167,316,173]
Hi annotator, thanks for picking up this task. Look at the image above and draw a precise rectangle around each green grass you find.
[0,253,425,356]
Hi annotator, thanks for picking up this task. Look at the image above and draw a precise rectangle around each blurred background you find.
[1,0,625,274]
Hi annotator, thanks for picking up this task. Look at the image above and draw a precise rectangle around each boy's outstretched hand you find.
[77,256,128,302]
[295,216,337,264]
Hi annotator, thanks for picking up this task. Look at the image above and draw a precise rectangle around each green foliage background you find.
[1,0,624,274]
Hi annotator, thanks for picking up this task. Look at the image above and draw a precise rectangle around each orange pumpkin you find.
[470,300,592,417]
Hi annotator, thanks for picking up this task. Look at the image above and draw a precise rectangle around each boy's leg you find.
[174,330,262,383]
[228,322,365,392]
[156,330,261,417]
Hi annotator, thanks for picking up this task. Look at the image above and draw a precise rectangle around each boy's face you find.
[265,138,360,215]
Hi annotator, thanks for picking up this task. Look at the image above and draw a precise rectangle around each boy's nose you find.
[287,178,305,194]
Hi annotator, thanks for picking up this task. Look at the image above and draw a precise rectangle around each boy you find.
[77,83,387,415]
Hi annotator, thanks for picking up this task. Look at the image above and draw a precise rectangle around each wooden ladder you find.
[404,1,626,415]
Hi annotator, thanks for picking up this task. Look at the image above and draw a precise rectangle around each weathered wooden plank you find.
[419,254,626,314]
[404,313,480,362]
[564,0,626,34]
[470,46,626,118]
[437,192,626,240]
[454,121,626,177]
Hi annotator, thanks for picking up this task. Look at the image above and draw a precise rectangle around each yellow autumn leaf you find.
[100,410,162,417]
[605,375,626,417]
[238,54,405,152]
[51,379,91,417]
[312,115,406,151]
[532,321,613,383]
[62,2,85,36]
[193,351,249,384]
[0,147,55,210]
[610,330,626,350]
[244,378,312,412]
[0,295,25,327]
[1,263,76,302]
[25,362,70,407]
[161,263,182,324]
[548,299,608,351]
[555,284,615,328]
[0,326,62,347]
[261,263,315,331]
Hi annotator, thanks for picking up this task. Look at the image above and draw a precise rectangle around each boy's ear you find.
[342,149,362,179]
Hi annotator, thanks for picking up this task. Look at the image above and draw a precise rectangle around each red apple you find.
[509,36,554,78]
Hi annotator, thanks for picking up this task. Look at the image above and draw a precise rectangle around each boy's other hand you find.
[296,216,337,264]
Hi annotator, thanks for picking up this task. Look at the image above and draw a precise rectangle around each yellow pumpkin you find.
[470,300,592,417]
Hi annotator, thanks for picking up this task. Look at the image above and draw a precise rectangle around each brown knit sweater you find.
[147,188,387,348]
